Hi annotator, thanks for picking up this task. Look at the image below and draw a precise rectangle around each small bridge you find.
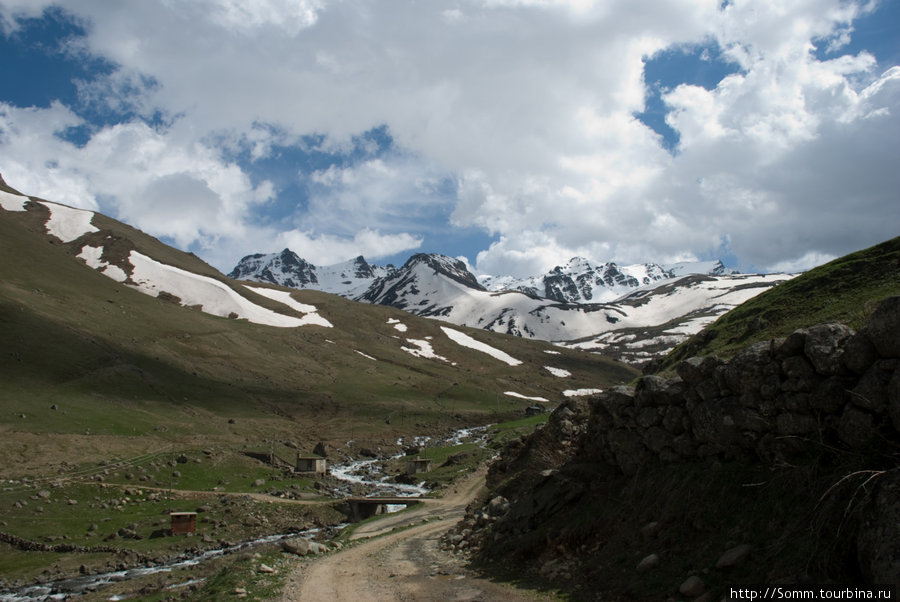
[346,496,425,522]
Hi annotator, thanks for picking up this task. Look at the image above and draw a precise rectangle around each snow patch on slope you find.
[127,251,315,328]
[504,391,549,402]
[401,338,448,361]
[77,245,128,282]
[564,388,603,397]
[37,201,98,242]
[388,318,409,333]
[243,285,333,328]
[0,190,27,211]
[440,326,522,366]
[544,366,571,378]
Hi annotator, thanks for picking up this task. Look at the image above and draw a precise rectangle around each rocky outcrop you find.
[452,296,900,593]
[574,300,898,476]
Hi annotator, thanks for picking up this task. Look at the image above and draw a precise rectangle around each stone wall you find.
[581,296,899,477]
[460,297,900,590]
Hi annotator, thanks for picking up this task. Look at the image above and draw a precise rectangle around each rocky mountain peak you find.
[403,253,485,291]
[228,249,317,288]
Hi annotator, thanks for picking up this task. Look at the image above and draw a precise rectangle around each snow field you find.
[125,251,324,328]
[77,245,128,282]
[544,366,571,377]
[37,201,99,242]
[440,326,523,366]
[401,338,448,361]
[564,389,604,397]
[0,189,28,211]
[243,285,333,327]
[504,391,549,402]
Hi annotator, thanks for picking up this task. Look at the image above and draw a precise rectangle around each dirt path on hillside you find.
[281,466,557,602]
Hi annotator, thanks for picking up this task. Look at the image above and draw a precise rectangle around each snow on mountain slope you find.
[242,285,333,327]
[0,189,333,329]
[37,200,99,243]
[0,189,28,211]
[353,251,793,359]
[664,259,736,277]
[479,257,673,303]
[558,273,796,361]
[229,249,392,296]
[440,326,522,366]
[124,251,327,328]
[78,245,129,282]
[0,190,100,242]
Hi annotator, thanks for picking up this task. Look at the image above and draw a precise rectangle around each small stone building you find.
[170,512,197,535]
[405,457,432,475]
[296,454,327,474]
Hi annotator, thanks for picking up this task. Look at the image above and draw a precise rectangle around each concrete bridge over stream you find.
[346,496,425,522]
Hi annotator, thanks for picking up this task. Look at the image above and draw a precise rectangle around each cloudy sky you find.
[0,0,897,277]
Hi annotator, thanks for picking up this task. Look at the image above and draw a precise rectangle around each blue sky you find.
[0,0,898,277]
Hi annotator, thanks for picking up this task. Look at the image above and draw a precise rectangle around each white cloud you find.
[766,251,837,273]
[275,228,422,267]
[0,0,897,277]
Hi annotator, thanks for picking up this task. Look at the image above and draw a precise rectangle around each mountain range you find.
[0,170,791,369]
[230,249,788,363]
[0,176,638,433]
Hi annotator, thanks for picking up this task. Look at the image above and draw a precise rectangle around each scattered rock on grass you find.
[636,553,659,572]
[716,544,752,569]
[679,575,705,597]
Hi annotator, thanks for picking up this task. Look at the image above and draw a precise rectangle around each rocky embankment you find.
[446,296,900,598]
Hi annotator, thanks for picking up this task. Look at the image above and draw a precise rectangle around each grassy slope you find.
[655,236,900,372]
[0,181,640,594]
[0,192,638,471]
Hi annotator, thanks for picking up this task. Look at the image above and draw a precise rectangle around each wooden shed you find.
[170,512,197,535]
[405,457,433,475]
[296,454,327,475]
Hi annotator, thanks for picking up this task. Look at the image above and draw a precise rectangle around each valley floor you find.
[282,466,558,602]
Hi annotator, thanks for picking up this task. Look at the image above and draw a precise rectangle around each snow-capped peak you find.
[479,257,674,304]
[229,250,393,296]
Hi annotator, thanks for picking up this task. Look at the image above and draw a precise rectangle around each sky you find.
[0,0,898,278]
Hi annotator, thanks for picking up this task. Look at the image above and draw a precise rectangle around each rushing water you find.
[0,425,491,601]
[0,529,321,602]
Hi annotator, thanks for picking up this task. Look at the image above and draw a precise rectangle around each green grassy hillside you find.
[654,236,900,372]
[0,185,638,477]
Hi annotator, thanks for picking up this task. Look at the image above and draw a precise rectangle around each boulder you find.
[803,324,854,376]
[837,406,878,448]
[851,360,896,413]
[634,375,672,407]
[716,544,752,569]
[778,329,808,357]
[679,575,706,597]
[640,521,661,538]
[810,377,853,413]
[842,332,879,375]
[861,296,900,358]
[636,553,659,572]
[281,537,325,556]
[676,356,721,385]
[889,371,900,435]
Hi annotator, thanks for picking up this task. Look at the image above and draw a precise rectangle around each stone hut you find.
[406,457,433,474]
[296,454,327,475]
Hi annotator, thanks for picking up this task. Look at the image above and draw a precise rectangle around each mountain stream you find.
[0,426,490,601]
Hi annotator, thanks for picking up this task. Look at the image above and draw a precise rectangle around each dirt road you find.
[281,467,557,601]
